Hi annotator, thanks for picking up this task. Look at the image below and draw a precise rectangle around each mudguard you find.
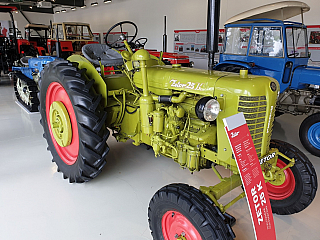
[67,54,107,107]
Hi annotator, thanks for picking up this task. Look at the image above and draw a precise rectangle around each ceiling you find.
[0,0,85,14]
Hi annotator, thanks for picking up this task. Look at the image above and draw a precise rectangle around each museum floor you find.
[1,76,319,240]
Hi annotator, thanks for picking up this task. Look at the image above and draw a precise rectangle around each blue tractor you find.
[215,1,320,157]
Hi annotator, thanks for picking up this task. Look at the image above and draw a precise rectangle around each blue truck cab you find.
[215,1,320,157]
[217,19,310,92]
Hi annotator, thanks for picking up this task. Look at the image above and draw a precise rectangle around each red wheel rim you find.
[46,82,79,165]
[162,211,202,240]
[266,159,295,200]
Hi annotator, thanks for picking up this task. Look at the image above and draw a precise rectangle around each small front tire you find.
[148,183,235,240]
[268,139,317,215]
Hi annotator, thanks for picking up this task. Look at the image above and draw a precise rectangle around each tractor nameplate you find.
[259,152,276,165]
[170,79,204,91]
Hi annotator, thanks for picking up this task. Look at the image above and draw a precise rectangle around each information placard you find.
[173,29,225,56]
[307,25,320,62]
[223,113,276,240]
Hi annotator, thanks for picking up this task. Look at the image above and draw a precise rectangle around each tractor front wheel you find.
[299,113,320,157]
[268,139,317,215]
[39,60,109,183]
[148,183,235,240]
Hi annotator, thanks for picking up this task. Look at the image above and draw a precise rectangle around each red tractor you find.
[24,23,50,56]
[48,22,98,59]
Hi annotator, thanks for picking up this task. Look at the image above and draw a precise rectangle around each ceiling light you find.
[71,7,76,11]
[55,10,60,13]
[91,2,98,6]
[14,11,18,13]
[29,6,33,9]
[80,5,86,8]
[61,9,66,12]
[104,0,112,3]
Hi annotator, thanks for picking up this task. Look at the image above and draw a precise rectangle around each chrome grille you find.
[238,95,267,157]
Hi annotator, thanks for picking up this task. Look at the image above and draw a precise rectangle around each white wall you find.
[0,11,53,37]
[52,0,320,53]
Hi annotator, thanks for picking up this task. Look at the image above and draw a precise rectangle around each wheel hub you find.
[308,122,320,150]
[49,101,72,147]
[162,211,201,240]
[266,159,295,200]
[268,166,286,186]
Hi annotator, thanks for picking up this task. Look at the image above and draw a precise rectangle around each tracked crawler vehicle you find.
[37,17,317,238]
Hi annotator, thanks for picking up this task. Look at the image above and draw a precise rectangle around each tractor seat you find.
[82,44,123,67]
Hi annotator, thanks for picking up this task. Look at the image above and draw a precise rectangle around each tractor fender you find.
[67,54,107,107]
[214,60,254,72]
[290,65,320,89]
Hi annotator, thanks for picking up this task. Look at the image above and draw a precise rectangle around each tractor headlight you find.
[196,97,220,122]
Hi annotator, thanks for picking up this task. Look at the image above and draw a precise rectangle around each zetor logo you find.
[170,79,204,91]
[251,181,267,225]
[231,131,239,138]
[259,152,276,165]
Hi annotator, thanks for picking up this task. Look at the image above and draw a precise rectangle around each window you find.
[286,27,308,58]
[52,25,64,40]
[249,27,283,57]
[224,27,251,55]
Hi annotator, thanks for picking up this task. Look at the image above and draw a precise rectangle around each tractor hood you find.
[133,65,227,96]
[291,66,320,89]
[133,65,278,98]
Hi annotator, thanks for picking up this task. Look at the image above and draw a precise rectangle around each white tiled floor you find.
[1,76,320,240]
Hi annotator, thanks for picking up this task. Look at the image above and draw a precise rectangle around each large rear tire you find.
[268,139,317,215]
[148,183,235,240]
[39,60,109,183]
[299,113,320,157]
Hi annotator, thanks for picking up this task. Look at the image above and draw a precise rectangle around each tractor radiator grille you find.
[238,96,267,157]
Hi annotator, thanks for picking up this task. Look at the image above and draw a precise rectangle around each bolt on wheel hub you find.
[49,101,72,147]
[269,166,286,186]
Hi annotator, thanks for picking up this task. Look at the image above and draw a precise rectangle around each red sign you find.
[223,113,276,240]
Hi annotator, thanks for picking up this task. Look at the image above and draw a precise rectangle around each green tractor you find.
[39,21,317,239]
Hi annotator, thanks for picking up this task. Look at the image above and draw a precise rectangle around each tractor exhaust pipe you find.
[163,16,167,52]
[206,0,221,70]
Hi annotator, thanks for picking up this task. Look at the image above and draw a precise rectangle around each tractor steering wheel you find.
[288,52,299,57]
[105,21,138,49]
[134,37,148,49]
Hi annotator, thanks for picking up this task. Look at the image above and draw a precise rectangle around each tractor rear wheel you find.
[39,60,109,183]
[299,113,320,157]
[268,139,317,215]
[148,183,235,240]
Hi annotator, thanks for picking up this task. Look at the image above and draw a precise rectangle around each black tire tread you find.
[13,71,39,112]
[148,183,235,240]
[39,59,109,183]
[269,139,317,215]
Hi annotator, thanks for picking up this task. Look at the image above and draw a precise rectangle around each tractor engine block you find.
[277,88,320,114]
